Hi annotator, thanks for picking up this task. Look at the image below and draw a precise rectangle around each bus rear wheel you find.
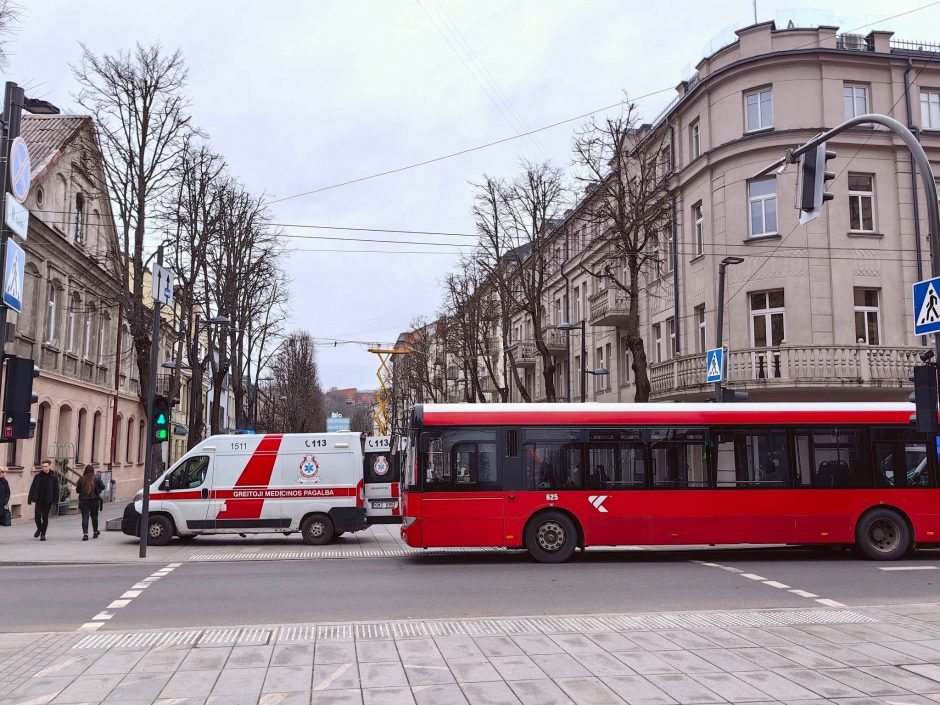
[301,515,334,545]
[856,508,910,561]
[525,511,577,563]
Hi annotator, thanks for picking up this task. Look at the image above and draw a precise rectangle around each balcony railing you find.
[649,345,922,398]
[836,34,873,51]
[589,288,635,328]
[541,327,567,353]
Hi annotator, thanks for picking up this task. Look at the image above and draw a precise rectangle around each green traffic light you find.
[156,413,167,424]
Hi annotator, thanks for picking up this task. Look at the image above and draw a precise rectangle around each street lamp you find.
[714,256,744,402]
[557,321,602,403]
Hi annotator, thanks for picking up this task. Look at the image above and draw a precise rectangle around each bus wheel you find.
[147,515,174,547]
[525,511,577,563]
[856,508,910,561]
[301,515,334,545]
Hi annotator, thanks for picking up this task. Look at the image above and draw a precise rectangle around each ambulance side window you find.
[166,456,210,490]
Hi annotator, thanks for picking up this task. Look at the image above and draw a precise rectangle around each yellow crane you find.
[368,347,411,436]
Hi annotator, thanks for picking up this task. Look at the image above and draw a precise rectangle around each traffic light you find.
[797,141,837,224]
[152,395,170,443]
[719,387,749,403]
[2,356,39,441]
[910,364,939,434]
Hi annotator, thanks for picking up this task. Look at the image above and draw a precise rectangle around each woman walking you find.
[76,465,105,540]
[0,466,10,527]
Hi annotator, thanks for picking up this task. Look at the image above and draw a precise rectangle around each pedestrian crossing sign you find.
[705,347,725,384]
[913,276,940,335]
[2,238,25,313]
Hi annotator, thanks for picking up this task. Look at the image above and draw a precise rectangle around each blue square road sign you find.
[913,276,940,336]
[705,347,725,384]
[3,238,25,313]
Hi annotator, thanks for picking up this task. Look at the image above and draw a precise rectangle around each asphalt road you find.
[2,546,939,633]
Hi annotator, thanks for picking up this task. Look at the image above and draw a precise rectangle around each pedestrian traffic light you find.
[2,356,39,441]
[152,395,170,444]
[798,141,837,224]
[719,388,749,403]
[909,361,939,434]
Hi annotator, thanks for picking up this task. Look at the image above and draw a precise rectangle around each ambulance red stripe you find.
[214,434,284,520]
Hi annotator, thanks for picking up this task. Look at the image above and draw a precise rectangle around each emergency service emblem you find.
[373,455,389,477]
[298,455,320,483]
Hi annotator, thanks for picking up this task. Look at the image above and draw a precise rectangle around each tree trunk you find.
[627,260,651,402]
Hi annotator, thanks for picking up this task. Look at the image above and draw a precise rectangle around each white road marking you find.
[121,590,142,598]
[763,580,790,589]
[815,598,847,608]
[878,565,938,571]
[77,563,180,632]
[131,582,151,590]
[740,573,767,580]
[78,622,103,632]
[92,612,114,621]
[108,599,131,609]
[790,589,819,598]
[314,663,351,691]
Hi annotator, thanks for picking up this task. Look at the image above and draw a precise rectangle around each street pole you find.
[714,262,728,402]
[139,245,164,559]
[580,320,587,403]
[0,82,25,376]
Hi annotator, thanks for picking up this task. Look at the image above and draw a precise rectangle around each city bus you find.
[399,403,940,563]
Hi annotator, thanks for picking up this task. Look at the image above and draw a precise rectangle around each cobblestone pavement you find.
[3,604,940,704]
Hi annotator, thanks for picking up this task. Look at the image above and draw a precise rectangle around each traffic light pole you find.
[757,113,940,364]
[0,83,25,387]
[138,245,164,559]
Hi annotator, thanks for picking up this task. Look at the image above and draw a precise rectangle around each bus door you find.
[364,436,402,523]
[583,431,651,545]
[421,430,503,546]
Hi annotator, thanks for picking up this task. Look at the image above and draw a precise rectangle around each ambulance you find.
[362,435,402,523]
[121,432,367,546]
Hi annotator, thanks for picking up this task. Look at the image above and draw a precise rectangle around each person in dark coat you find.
[0,466,11,526]
[28,459,58,541]
[76,464,105,540]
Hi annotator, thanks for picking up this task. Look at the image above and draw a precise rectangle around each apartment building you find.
[512,22,939,404]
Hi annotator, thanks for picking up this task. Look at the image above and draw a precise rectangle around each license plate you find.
[371,501,396,509]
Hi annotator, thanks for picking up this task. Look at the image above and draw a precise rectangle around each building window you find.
[744,87,773,132]
[45,283,61,345]
[74,193,85,244]
[921,90,940,129]
[653,323,662,364]
[695,304,706,353]
[604,343,612,391]
[98,315,110,367]
[138,420,145,463]
[6,438,16,466]
[854,288,881,345]
[750,290,785,379]
[848,173,875,232]
[76,409,86,465]
[83,306,97,361]
[692,201,704,255]
[620,337,630,386]
[574,355,581,398]
[92,411,101,464]
[573,286,582,321]
[748,178,777,237]
[666,318,676,359]
[689,119,701,160]
[67,294,80,353]
[34,403,49,466]
[126,418,134,464]
[843,84,869,119]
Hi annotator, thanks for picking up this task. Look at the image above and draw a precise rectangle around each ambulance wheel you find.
[301,515,334,545]
[147,515,174,546]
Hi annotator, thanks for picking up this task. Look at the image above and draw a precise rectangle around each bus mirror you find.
[419,431,430,453]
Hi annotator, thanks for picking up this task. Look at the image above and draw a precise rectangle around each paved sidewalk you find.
[3,604,940,704]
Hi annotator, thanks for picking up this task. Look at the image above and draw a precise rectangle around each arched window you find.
[45,281,61,345]
[34,402,50,466]
[76,408,87,464]
[97,313,111,367]
[126,417,134,464]
[91,411,101,464]
[56,405,72,448]
[22,264,41,339]
[138,419,145,464]
[114,414,123,465]
[56,174,68,221]
[83,304,97,361]
[74,193,85,244]
[91,208,100,247]
[67,293,81,353]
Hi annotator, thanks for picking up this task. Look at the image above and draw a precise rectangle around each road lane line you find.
[878,565,938,571]
[815,598,847,607]
[76,563,180,632]
[108,599,131,609]
[120,590,142,598]
[740,573,767,580]
[789,589,818,598]
[692,560,844,608]
[763,580,790,589]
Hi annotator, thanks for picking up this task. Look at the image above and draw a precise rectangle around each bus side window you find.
[811,428,872,488]
[872,427,931,489]
[426,437,446,484]
[650,428,707,488]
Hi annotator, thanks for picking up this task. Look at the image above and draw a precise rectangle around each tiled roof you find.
[20,114,92,184]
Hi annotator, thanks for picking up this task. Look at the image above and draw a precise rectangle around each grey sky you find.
[5,0,936,389]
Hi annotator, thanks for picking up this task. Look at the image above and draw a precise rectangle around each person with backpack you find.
[76,464,105,540]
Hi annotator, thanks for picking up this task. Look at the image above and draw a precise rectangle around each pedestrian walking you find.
[76,464,105,540]
[28,460,58,541]
[0,466,11,527]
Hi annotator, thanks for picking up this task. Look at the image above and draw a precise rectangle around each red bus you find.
[399,402,940,563]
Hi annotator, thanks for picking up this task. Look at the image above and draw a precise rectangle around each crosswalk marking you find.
[878,565,938,571]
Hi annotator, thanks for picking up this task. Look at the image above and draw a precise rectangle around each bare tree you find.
[0,1,20,68]
[572,104,674,402]
[349,405,373,434]
[390,319,444,429]
[500,161,567,402]
[73,44,194,410]
[269,333,324,433]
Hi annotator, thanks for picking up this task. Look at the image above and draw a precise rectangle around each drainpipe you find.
[905,58,926,345]
[561,232,571,402]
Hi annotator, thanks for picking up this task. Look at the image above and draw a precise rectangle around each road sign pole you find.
[0,82,24,388]
[139,245,164,558]
[713,261,728,402]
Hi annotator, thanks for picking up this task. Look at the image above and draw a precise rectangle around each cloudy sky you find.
[5,0,937,389]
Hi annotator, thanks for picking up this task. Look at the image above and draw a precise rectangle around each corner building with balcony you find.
[513,22,940,404]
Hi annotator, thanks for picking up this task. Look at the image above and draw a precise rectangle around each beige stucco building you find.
[2,115,146,520]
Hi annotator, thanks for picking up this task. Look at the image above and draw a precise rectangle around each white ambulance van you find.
[121,432,367,546]
[363,435,401,523]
